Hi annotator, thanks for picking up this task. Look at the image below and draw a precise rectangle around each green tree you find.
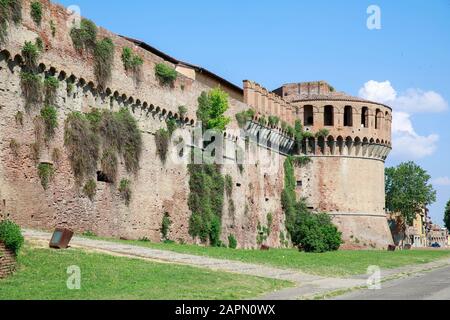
[385,161,436,227]
[444,200,450,232]
[197,88,231,131]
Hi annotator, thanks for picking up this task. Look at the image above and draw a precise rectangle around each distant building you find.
[427,224,448,248]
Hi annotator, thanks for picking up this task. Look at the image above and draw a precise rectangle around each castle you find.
[0,0,394,249]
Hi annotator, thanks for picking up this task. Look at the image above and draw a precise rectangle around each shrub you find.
[0,220,24,255]
[70,18,97,52]
[20,71,42,108]
[268,116,280,127]
[281,121,287,131]
[267,212,273,234]
[188,163,225,246]
[35,36,43,51]
[302,131,314,139]
[256,222,269,246]
[30,1,42,25]
[289,155,311,167]
[166,118,177,135]
[161,212,171,240]
[258,116,267,126]
[44,76,59,104]
[83,179,97,201]
[40,105,58,140]
[119,179,132,206]
[99,148,117,183]
[197,88,231,131]
[0,0,22,43]
[155,63,177,86]
[94,38,115,86]
[286,125,295,137]
[235,109,255,128]
[315,128,330,138]
[37,162,54,190]
[121,46,143,72]
[155,128,170,163]
[228,234,237,249]
[21,40,40,68]
[66,81,74,95]
[178,106,188,119]
[64,112,100,184]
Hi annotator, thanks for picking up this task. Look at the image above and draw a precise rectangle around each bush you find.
[315,128,330,138]
[225,174,233,197]
[119,179,132,206]
[20,71,42,108]
[30,1,42,25]
[228,234,237,249]
[268,116,280,127]
[101,148,118,183]
[21,40,40,68]
[0,220,24,255]
[0,0,22,44]
[197,88,231,131]
[235,109,255,128]
[188,163,225,246]
[161,212,171,240]
[121,46,143,72]
[37,163,54,190]
[40,105,58,141]
[50,20,56,37]
[155,63,177,86]
[44,76,59,104]
[258,116,267,126]
[70,18,97,51]
[83,179,97,201]
[155,128,170,163]
[178,106,188,119]
[94,38,115,86]
[64,112,100,183]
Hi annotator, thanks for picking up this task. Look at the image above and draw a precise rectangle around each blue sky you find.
[55,0,450,224]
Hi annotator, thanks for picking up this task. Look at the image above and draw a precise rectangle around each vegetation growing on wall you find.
[315,128,330,138]
[44,76,59,105]
[281,157,342,253]
[37,162,54,190]
[197,88,231,131]
[94,38,115,86]
[70,18,97,52]
[20,71,42,109]
[0,220,24,255]
[155,63,177,86]
[188,161,225,247]
[228,234,237,249]
[155,128,170,163]
[49,20,56,37]
[30,1,42,25]
[15,111,23,126]
[178,106,187,119]
[161,212,172,241]
[21,40,40,68]
[119,178,132,206]
[40,104,58,141]
[268,116,280,127]
[101,148,118,183]
[9,138,19,157]
[235,109,255,128]
[121,47,143,74]
[0,0,22,43]
[83,179,97,201]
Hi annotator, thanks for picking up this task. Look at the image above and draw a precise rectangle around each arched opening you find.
[324,105,334,126]
[361,107,369,128]
[304,105,314,126]
[375,109,384,130]
[336,136,344,155]
[344,106,353,127]
[327,136,335,155]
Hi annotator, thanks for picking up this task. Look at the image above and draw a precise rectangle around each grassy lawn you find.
[86,237,450,277]
[0,244,292,300]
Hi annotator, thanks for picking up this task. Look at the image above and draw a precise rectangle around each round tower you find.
[277,81,394,249]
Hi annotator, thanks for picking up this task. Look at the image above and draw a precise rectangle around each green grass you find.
[0,244,291,300]
[83,236,450,277]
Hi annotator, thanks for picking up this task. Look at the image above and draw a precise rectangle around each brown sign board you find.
[49,228,74,249]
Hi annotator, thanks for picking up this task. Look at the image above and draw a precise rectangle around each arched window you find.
[344,106,353,127]
[324,105,334,126]
[361,107,369,128]
[304,105,314,126]
[375,108,383,130]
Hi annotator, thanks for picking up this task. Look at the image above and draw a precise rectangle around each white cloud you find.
[433,177,450,186]
[359,81,447,160]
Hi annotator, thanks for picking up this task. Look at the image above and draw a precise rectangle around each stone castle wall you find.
[0,0,394,249]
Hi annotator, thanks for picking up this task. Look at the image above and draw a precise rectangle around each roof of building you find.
[120,36,243,94]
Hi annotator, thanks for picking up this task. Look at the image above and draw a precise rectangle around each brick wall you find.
[0,242,16,278]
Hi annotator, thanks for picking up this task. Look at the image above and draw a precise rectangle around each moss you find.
[83,179,97,201]
[70,18,97,52]
[30,1,42,25]
[119,179,132,206]
[155,63,177,86]
[94,38,115,86]
[37,163,54,190]
[40,105,58,141]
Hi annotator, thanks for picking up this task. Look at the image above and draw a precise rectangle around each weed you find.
[83,179,97,201]
[37,162,54,190]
